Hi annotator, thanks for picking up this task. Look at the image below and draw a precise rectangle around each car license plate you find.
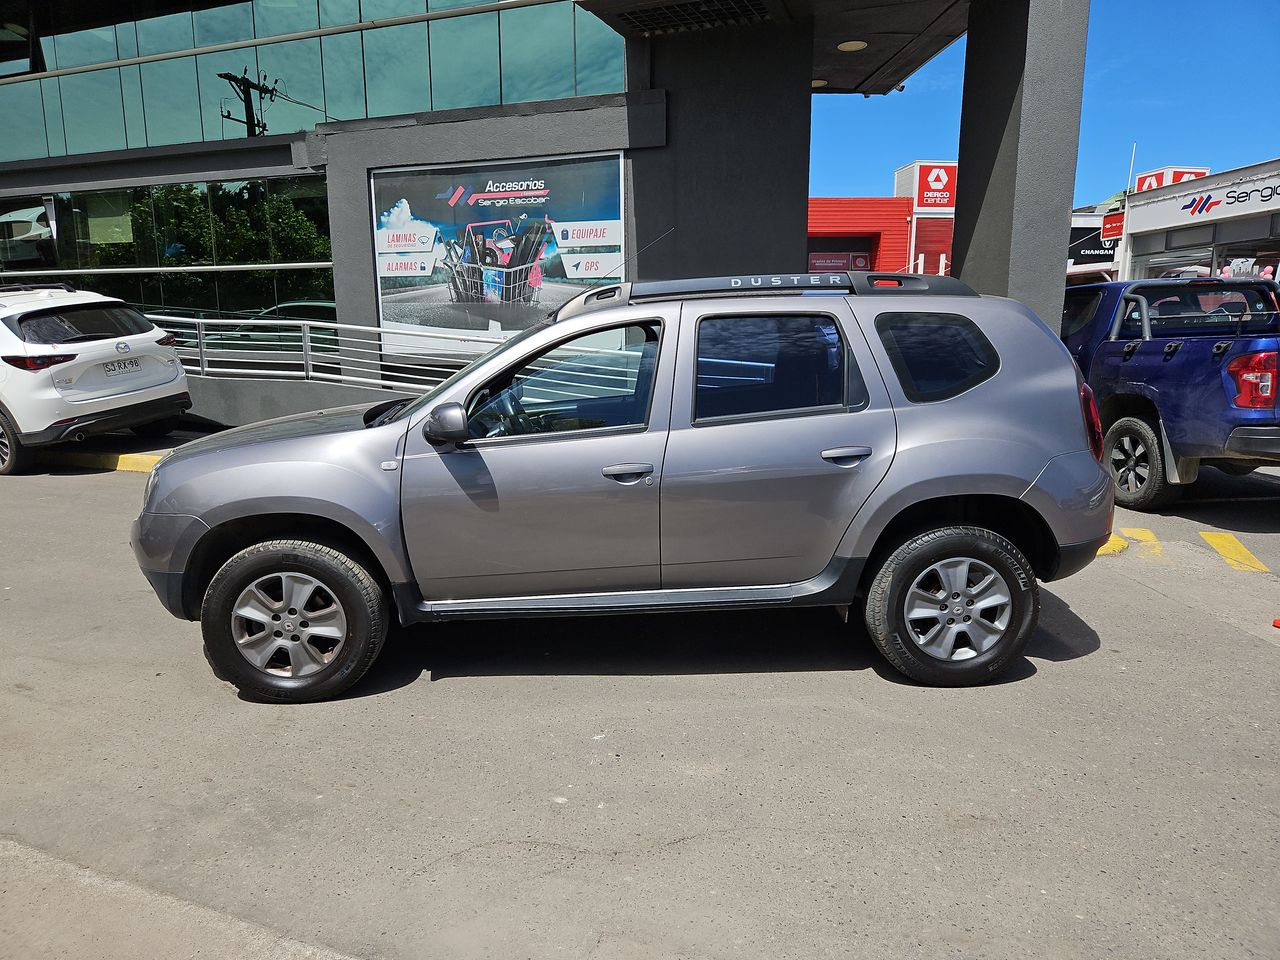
[102,358,142,378]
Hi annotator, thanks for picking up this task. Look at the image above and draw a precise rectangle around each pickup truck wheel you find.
[0,411,32,476]
[863,526,1039,686]
[201,540,388,703]
[1104,417,1182,510]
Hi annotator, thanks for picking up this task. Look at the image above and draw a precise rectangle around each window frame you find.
[462,318,665,448]
[690,310,866,427]
[874,311,1001,404]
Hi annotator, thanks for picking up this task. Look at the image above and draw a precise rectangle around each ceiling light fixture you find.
[837,40,868,52]
[811,79,828,88]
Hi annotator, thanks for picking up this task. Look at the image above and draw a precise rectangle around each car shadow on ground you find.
[341,587,1101,700]
[1150,466,1280,534]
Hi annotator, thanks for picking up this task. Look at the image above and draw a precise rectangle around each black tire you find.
[201,540,388,703]
[863,526,1040,686]
[131,417,180,439]
[0,409,33,476]
[1103,416,1182,510]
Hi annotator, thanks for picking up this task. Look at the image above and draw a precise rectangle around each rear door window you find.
[694,313,867,421]
[1129,282,1279,337]
[875,312,1000,402]
[1062,290,1103,340]
[16,304,153,344]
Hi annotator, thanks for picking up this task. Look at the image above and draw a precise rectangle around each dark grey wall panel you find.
[629,22,814,281]
[0,136,300,198]
[952,0,1090,333]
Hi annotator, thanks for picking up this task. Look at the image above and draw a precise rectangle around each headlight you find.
[142,467,159,508]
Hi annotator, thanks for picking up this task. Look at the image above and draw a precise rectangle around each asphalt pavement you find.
[1,465,1277,960]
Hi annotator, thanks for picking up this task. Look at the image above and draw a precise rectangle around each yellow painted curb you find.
[1096,533,1129,556]
[40,451,162,474]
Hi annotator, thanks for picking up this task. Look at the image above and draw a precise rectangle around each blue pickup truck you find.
[1062,278,1278,509]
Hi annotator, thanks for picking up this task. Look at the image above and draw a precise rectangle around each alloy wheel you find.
[1110,433,1150,494]
[902,557,1012,661]
[0,428,9,469]
[230,571,348,678]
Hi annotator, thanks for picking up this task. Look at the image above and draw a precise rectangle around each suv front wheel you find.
[201,540,388,702]
[863,526,1039,686]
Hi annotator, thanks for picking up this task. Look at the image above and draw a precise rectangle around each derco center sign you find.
[914,163,957,212]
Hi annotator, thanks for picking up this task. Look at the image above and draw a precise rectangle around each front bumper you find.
[132,511,210,621]
[20,391,192,446]
[1224,425,1280,461]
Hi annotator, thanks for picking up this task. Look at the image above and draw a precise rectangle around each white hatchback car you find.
[0,284,191,475]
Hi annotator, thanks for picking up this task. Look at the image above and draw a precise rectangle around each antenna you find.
[587,225,674,292]
[548,225,675,320]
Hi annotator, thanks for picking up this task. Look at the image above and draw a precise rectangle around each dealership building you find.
[0,0,1092,422]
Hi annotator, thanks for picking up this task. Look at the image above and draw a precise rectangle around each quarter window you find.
[695,314,863,420]
[468,322,660,439]
[875,312,999,403]
[1061,290,1102,340]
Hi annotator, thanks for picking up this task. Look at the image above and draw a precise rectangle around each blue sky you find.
[809,0,1280,207]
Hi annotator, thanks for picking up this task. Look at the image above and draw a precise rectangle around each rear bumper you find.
[1047,532,1111,582]
[1224,425,1280,461]
[19,391,191,446]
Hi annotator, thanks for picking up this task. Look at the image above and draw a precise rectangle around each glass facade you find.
[0,175,334,317]
[0,1,625,163]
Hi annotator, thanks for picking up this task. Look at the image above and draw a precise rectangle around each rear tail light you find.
[1081,382,1104,461]
[3,354,76,371]
[155,334,178,347]
[1226,350,1277,409]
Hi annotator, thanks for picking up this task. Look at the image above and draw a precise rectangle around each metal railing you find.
[149,315,508,394]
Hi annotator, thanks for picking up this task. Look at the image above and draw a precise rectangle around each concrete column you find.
[951,0,1091,333]
[629,22,814,280]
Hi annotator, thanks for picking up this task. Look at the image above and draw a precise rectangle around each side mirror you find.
[422,401,471,445]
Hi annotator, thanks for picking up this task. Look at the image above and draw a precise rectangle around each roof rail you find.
[0,282,77,294]
[551,271,977,323]
[628,271,978,301]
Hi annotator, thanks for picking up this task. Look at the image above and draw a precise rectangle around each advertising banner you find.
[371,154,624,353]
[1067,225,1117,265]
[1100,211,1125,241]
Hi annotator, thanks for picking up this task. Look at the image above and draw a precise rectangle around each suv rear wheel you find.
[0,410,32,476]
[863,526,1039,686]
[1104,416,1181,510]
[201,540,388,702]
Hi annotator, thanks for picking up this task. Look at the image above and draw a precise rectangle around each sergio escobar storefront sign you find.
[1127,167,1280,232]
[370,154,624,355]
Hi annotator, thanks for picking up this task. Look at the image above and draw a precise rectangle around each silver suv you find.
[132,272,1112,702]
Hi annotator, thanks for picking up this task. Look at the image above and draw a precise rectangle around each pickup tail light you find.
[155,333,178,347]
[3,354,76,371]
[1226,350,1276,409]
[1081,382,1104,461]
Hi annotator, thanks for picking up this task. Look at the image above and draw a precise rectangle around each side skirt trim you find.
[391,557,866,624]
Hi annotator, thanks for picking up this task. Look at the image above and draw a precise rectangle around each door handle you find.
[820,446,872,466]
[601,462,654,483]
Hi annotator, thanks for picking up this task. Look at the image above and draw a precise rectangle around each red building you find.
[809,161,957,275]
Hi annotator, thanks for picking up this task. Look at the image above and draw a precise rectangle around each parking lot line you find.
[1118,527,1163,557]
[1097,533,1129,555]
[1200,532,1271,573]
[38,450,162,474]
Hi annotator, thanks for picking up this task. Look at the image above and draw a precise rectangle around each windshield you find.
[385,322,552,423]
